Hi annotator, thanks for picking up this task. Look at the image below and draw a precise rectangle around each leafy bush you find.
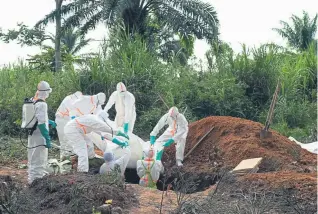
[0,37,316,141]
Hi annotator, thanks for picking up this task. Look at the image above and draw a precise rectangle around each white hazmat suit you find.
[55,91,83,160]
[69,93,106,118]
[28,81,52,184]
[99,147,131,177]
[64,112,123,172]
[150,107,188,166]
[104,82,136,133]
[137,148,162,188]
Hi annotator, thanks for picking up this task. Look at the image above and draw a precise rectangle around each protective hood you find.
[92,93,106,105]
[34,81,52,100]
[103,151,115,162]
[116,82,127,93]
[144,148,155,159]
[168,106,179,119]
[70,91,83,100]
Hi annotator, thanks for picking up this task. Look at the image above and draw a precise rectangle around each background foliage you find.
[0,3,316,143]
[0,35,316,142]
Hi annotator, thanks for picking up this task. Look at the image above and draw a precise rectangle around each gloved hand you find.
[123,123,129,134]
[38,123,51,148]
[156,149,164,161]
[101,136,105,140]
[150,135,156,145]
[163,138,174,147]
[116,130,129,140]
[121,141,129,148]
[112,138,129,148]
[49,120,57,128]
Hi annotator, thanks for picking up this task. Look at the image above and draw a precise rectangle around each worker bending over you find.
[55,91,83,160]
[150,107,188,167]
[104,82,136,134]
[69,93,106,118]
[64,111,129,172]
[137,148,163,188]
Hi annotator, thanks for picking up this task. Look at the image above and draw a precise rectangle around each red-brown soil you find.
[163,116,317,173]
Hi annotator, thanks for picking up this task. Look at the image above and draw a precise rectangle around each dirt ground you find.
[0,165,215,214]
[1,116,317,213]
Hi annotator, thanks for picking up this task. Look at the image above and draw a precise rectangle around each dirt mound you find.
[163,116,317,173]
[0,174,137,214]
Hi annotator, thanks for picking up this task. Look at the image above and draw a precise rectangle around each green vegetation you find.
[0,2,316,143]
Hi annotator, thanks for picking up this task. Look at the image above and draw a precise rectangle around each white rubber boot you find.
[176,159,183,167]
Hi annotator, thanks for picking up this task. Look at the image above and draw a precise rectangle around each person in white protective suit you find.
[28,81,55,184]
[150,107,188,167]
[55,91,83,160]
[64,111,129,172]
[99,147,131,177]
[136,148,163,188]
[69,93,106,118]
[104,82,136,134]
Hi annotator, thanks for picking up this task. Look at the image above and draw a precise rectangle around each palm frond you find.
[79,10,104,36]
[72,38,92,55]
[35,1,80,27]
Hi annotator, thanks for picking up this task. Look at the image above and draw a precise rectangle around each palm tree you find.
[54,0,64,72]
[273,11,317,51]
[60,28,92,55]
[35,0,219,43]
[27,28,92,71]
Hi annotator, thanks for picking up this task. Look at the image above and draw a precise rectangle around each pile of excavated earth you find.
[163,116,317,196]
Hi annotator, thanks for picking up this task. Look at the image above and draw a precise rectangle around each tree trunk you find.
[54,0,63,72]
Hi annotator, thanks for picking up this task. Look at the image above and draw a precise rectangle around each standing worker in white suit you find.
[104,82,136,134]
[28,81,55,184]
[150,107,188,167]
[55,91,83,160]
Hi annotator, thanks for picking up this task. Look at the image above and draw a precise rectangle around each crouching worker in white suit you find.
[28,81,55,184]
[55,91,83,160]
[104,82,136,134]
[150,107,189,167]
[100,146,131,177]
[64,111,129,172]
[137,148,163,188]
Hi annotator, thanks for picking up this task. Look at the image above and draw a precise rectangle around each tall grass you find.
[0,37,316,142]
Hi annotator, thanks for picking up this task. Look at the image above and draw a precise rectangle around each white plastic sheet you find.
[289,136,318,154]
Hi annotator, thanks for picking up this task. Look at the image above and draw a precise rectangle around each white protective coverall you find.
[55,91,83,159]
[28,81,52,184]
[150,107,189,166]
[69,93,106,118]
[136,148,163,188]
[64,112,115,172]
[89,131,146,169]
[99,147,131,176]
[104,82,136,132]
